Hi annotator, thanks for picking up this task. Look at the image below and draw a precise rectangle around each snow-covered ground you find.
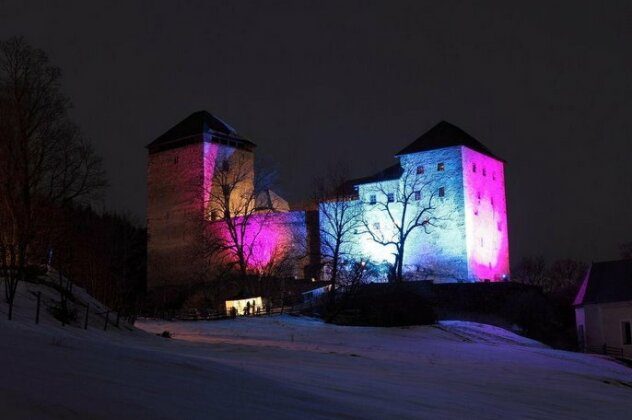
[1,292,632,419]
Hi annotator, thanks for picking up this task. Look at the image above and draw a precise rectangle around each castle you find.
[146,111,509,290]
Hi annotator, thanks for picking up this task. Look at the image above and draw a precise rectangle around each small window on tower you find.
[493,172,496,181]
[369,194,377,205]
[472,163,476,173]
[483,168,487,177]
[477,191,482,200]
[437,162,445,172]
[414,191,421,201]
[387,193,395,203]
[438,187,445,197]
[497,221,502,231]
[416,165,425,175]
[491,197,494,207]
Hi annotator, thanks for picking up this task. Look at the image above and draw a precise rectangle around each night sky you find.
[2,1,631,265]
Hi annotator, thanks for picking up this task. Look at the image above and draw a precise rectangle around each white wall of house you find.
[577,301,632,357]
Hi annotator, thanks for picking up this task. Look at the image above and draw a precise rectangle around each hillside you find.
[1,284,631,419]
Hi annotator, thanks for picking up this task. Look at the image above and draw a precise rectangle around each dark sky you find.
[2,0,632,265]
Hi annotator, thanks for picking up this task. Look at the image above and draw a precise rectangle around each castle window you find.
[369,194,377,205]
[437,162,445,172]
[491,197,494,207]
[497,221,502,231]
[438,187,445,197]
[414,191,421,201]
[472,163,476,173]
[474,209,479,216]
[483,168,487,177]
[477,191,482,200]
[493,173,496,181]
[222,159,230,172]
[416,165,425,175]
[387,193,395,203]
[480,238,484,247]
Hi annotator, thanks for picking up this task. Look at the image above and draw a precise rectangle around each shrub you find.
[328,284,437,327]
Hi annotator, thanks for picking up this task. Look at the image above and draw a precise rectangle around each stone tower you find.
[146,111,256,290]
[325,121,509,282]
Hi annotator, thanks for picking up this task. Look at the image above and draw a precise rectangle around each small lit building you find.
[225,295,263,316]
[574,260,632,357]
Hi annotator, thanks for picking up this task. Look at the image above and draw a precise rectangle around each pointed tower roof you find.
[147,110,256,153]
[395,121,501,161]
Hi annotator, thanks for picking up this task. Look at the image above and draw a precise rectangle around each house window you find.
[222,159,230,172]
[414,191,421,201]
[623,321,632,345]
[438,187,445,197]
[387,193,394,203]
[437,162,445,172]
[472,163,476,173]
[416,165,425,175]
[369,194,377,205]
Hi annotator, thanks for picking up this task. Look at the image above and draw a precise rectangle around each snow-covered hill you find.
[1,303,631,418]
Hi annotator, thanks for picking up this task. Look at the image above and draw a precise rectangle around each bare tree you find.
[201,148,276,280]
[0,37,106,319]
[512,256,548,290]
[315,163,362,298]
[359,165,449,282]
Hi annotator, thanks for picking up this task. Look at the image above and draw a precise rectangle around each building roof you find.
[574,259,632,306]
[395,121,502,160]
[341,163,403,192]
[147,110,256,153]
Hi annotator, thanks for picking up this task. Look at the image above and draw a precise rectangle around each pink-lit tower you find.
[395,121,510,281]
[146,111,256,290]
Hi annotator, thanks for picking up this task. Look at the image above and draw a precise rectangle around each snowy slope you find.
[1,304,631,419]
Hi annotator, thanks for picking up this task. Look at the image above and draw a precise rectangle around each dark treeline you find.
[0,36,145,319]
[36,204,147,317]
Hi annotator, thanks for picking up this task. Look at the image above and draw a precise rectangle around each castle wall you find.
[333,146,469,282]
[461,147,510,281]
[147,141,206,289]
[399,147,468,281]
[207,210,310,279]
